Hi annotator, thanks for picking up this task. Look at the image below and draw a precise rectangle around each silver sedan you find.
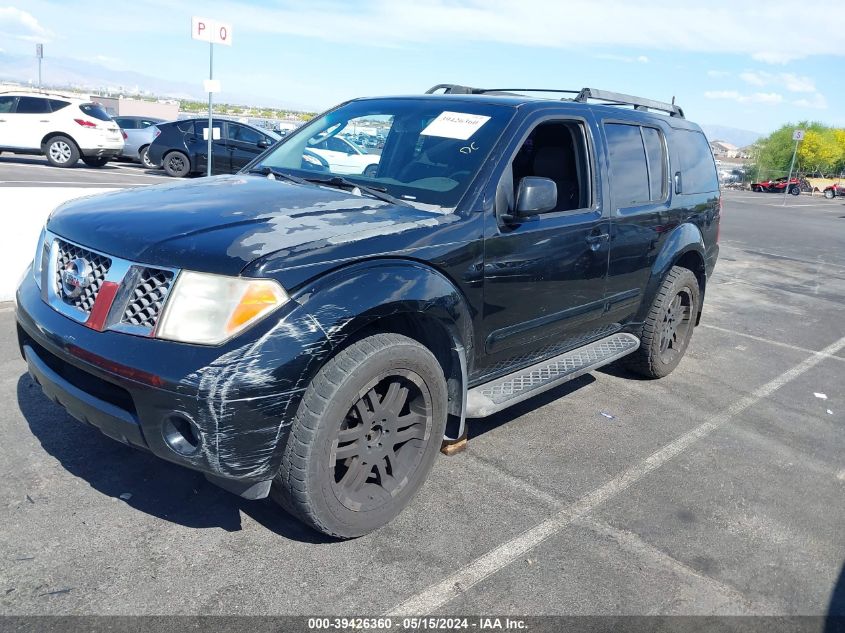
[113,116,167,168]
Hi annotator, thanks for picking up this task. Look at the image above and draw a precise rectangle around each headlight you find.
[33,227,47,290]
[155,271,289,345]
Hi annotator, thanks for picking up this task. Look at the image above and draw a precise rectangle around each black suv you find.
[147,118,280,177]
[15,85,720,538]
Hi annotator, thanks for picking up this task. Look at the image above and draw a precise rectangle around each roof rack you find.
[425,84,685,118]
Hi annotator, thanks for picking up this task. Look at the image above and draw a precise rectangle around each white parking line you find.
[385,334,845,616]
[700,323,845,361]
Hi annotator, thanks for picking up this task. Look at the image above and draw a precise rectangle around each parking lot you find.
[0,155,170,188]
[0,187,842,617]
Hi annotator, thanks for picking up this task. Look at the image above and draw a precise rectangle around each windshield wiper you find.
[247,165,308,185]
[304,175,413,207]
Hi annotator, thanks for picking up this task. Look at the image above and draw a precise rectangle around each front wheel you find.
[753,186,763,193]
[824,189,835,199]
[81,156,109,168]
[163,151,191,177]
[362,164,379,178]
[789,185,800,196]
[45,136,79,167]
[624,266,701,379]
[272,334,448,538]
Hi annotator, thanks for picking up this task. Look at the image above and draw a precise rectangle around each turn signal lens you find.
[156,272,288,345]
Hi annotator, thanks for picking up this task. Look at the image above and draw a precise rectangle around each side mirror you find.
[515,177,557,216]
[257,139,270,149]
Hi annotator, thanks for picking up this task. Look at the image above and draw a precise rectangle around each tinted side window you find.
[114,117,135,129]
[676,130,718,193]
[605,123,650,207]
[326,137,351,153]
[0,96,16,113]
[228,123,262,144]
[642,127,667,200]
[79,103,112,121]
[49,100,70,112]
[175,120,195,134]
[16,97,51,114]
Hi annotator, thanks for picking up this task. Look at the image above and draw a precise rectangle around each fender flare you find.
[637,222,706,322]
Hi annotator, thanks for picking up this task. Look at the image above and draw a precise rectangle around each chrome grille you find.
[54,238,112,314]
[120,268,175,330]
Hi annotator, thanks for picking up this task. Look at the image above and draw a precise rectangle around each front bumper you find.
[15,270,330,497]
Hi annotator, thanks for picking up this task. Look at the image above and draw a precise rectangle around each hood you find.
[46,175,450,276]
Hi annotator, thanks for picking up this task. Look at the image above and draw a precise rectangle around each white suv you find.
[0,91,124,167]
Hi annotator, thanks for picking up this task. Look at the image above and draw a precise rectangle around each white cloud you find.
[793,93,828,109]
[596,53,649,64]
[0,6,51,42]
[739,71,815,93]
[704,90,784,104]
[192,0,844,63]
[707,70,731,78]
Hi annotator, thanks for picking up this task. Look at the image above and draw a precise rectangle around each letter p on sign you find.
[192,16,233,46]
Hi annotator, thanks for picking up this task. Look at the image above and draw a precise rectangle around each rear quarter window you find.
[49,100,70,112]
[79,103,113,121]
[675,129,718,194]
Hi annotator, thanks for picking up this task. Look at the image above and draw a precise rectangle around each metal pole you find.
[38,58,42,87]
[782,139,799,206]
[207,41,213,177]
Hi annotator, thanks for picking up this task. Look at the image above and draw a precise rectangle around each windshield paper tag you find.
[421,111,491,140]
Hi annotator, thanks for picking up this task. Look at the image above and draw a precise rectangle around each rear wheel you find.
[363,164,378,178]
[272,334,447,538]
[624,266,700,379]
[789,185,800,196]
[45,136,79,167]
[139,146,155,169]
[824,189,835,199]
[163,151,190,177]
[81,156,109,168]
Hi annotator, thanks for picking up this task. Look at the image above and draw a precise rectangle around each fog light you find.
[162,414,201,456]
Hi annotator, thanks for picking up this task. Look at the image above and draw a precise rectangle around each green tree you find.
[754,121,845,178]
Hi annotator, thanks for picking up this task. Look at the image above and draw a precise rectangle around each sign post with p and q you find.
[191,17,232,176]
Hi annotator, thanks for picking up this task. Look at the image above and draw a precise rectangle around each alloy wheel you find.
[49,141,72,164]
[331,370,432,512]
[658,288,693,362]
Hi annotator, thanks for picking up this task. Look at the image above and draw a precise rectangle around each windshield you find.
[252,98,514,208]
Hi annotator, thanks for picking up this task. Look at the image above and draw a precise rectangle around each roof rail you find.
[425,84,685,118]
[574,88,684,118]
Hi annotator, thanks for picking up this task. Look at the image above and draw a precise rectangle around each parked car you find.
[16,84,720,538]
[112,115,166,168]
[308,134,380,176]
[0,90,123,167]
[750,176,801,195]
[823,183,844,199]
[147,118,280,177]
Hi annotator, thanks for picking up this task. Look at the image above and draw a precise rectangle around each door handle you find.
[585,233,609,250]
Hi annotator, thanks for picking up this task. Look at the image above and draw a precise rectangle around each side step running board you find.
[466,333,640,418]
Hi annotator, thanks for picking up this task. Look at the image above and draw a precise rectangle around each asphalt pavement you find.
[0,189,843,617]
[0,155,171,187]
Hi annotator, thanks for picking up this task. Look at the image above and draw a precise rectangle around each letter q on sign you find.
[191,16,233,46]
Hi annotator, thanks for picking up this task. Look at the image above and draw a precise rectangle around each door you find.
[0,96,17,147]
[602,121,672,324]
[225,122,269,171]
[7,96,54,149]
[192,120,230,174]
[480,118,610,375]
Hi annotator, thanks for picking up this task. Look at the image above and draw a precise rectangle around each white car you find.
[308,135,380,176]
[0,91,124,167]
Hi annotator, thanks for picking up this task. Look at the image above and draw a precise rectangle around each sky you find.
[1,0,842,134]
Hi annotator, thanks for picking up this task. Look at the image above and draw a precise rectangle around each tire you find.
[363,164,378,178]
[624,266,701,379]
[44,136,79,167]
[753,186,763,193]
[824,189,835,199]
[139,146,155,169]
[81,156,109,168]
[163,151,191,177]
[272,333,448,538]
[789,185,800,196]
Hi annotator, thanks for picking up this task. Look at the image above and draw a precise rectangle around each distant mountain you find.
[0,52,316,112]
[701,125,764,148]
